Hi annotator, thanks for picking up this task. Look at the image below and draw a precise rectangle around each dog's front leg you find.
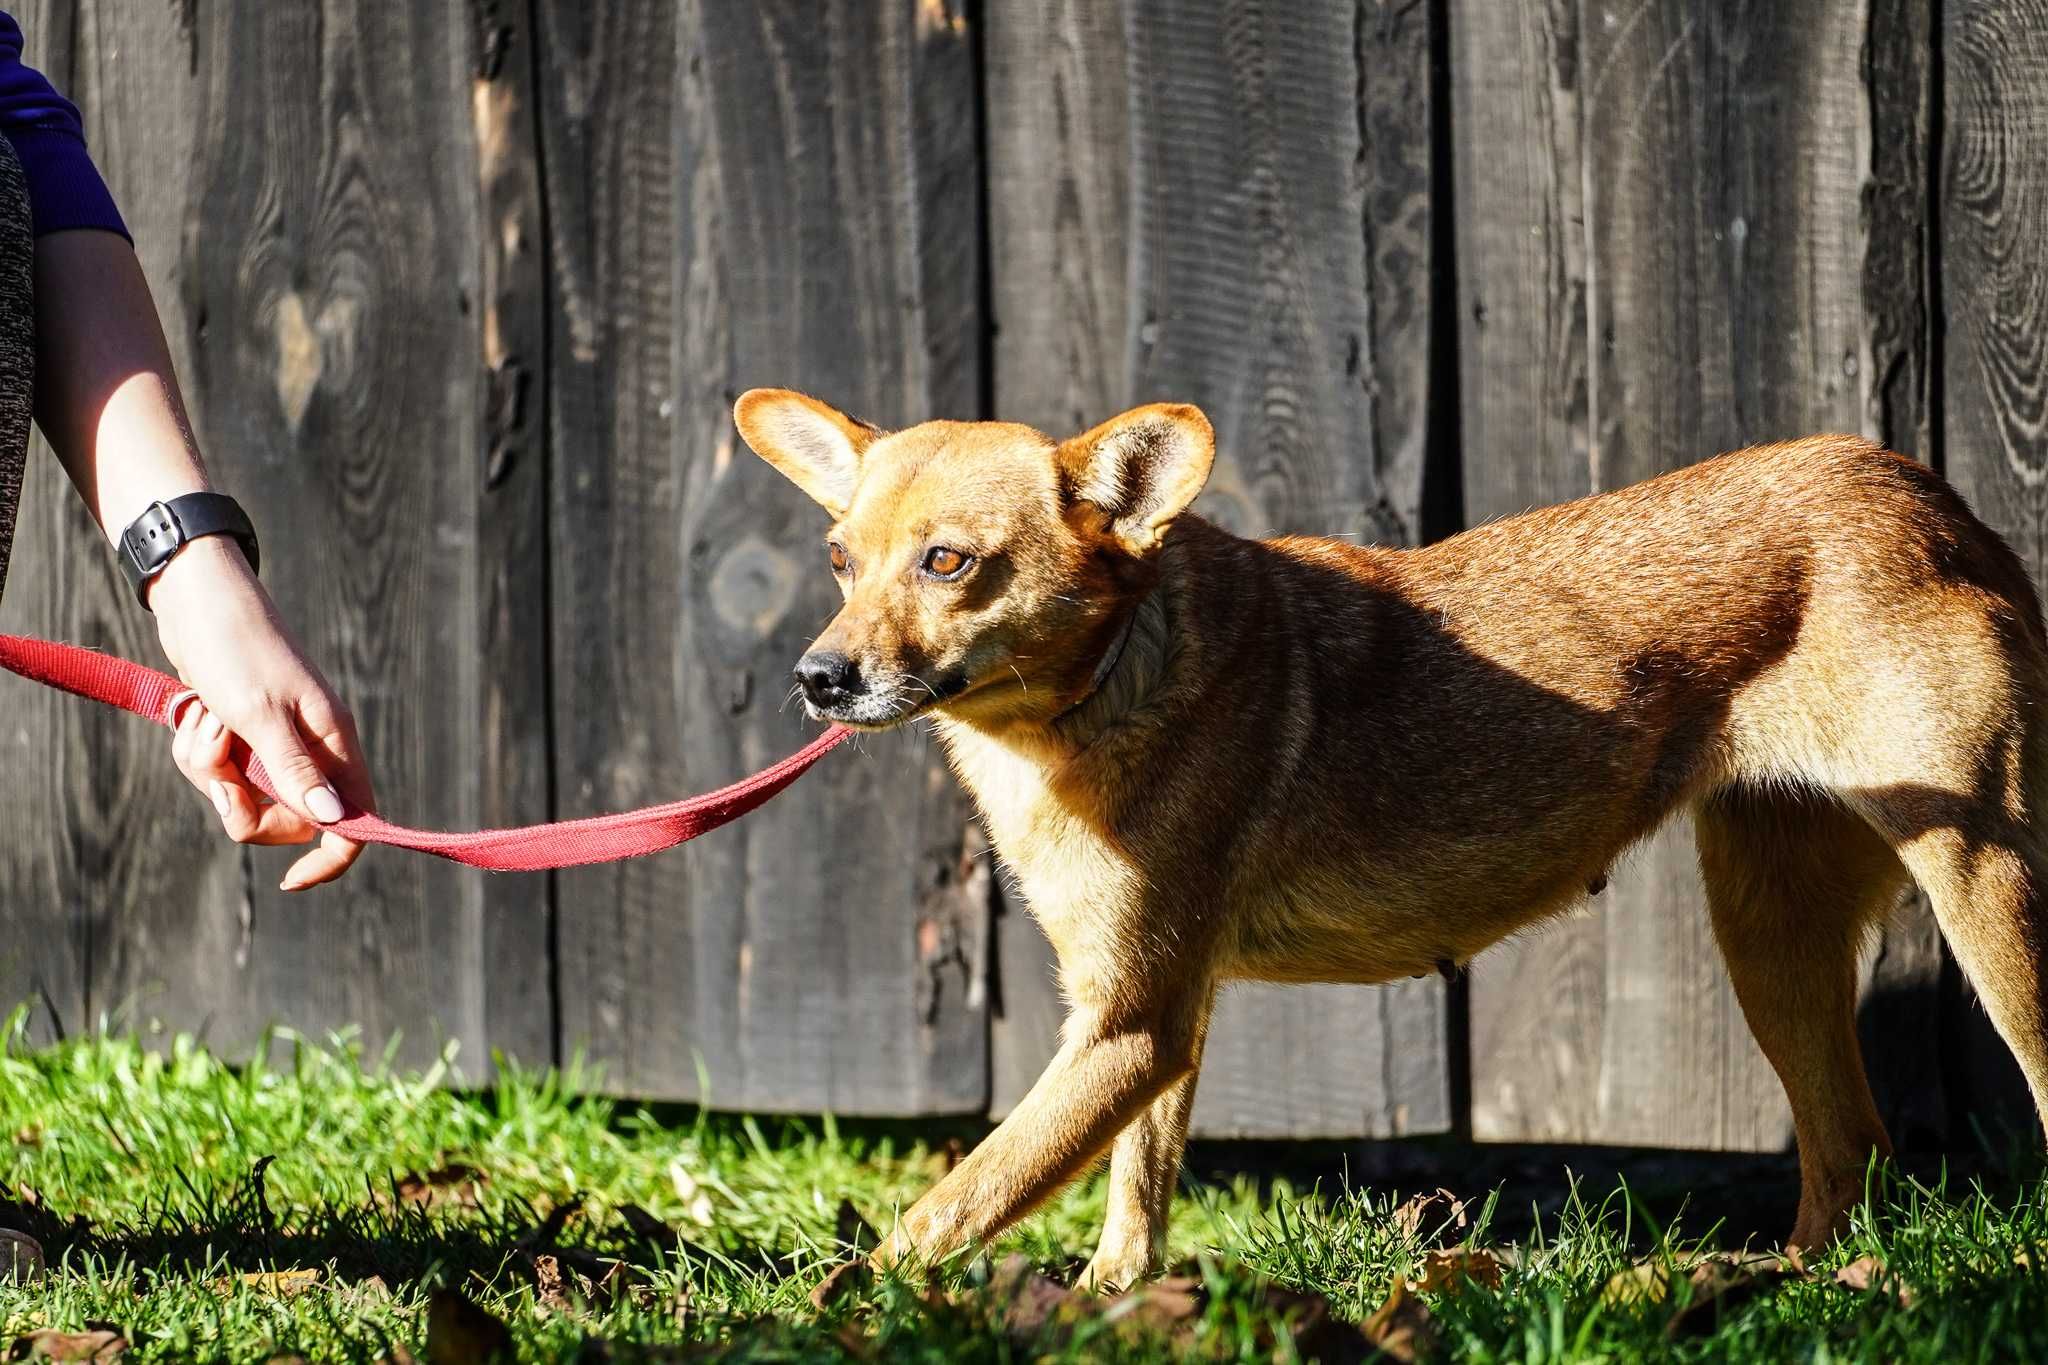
[1080,994,1212,1291]
[872,1003,1202,1274]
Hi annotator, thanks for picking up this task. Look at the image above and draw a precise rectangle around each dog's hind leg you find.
[1842,688,2048,1151]
[1081,993,1214,1291]
[1695,785,1912,1248]
[1889,820,2048,1145]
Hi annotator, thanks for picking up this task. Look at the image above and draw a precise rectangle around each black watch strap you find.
[118,493,261,609]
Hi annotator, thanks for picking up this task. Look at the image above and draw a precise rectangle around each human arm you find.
[32,228,376,890]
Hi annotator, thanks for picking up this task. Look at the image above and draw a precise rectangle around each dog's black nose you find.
[794,650,859,708]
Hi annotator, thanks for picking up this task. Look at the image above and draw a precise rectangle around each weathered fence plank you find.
[541,0,988,1112]
[0,0,105,1047]
[466,0,556,1070]
[1938,0,2048,1131]
[1447,0,1598,1142]
[981,0,1130,1120]
[1460,0,1895,1148]
[68,0,519,1071]
[1857,0,1950,1153]
[984,0,1450,1138]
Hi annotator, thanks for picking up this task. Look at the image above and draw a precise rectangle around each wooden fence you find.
[0,0,2036,1147]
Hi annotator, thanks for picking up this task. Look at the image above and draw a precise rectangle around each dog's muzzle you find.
[794,649,860,711]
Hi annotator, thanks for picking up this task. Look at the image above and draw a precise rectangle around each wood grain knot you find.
[271,289,363,435]
[708,533,801,642]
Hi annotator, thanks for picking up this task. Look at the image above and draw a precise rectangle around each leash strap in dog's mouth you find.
[0,633,849,872]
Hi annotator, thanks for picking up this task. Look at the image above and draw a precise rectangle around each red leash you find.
[0,633,850,872]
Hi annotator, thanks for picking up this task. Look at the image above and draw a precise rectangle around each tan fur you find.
[736,389,2048,1288]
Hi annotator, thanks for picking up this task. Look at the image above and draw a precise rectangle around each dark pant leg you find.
[0,134,33,606]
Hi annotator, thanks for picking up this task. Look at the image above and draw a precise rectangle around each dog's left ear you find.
[733,389,881,517]
[1057,403,1216,554]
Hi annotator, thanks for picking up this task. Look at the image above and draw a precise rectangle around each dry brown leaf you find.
[593,1259,637,1308]
[828,1323,879,1362]
[1600,1260,1674,1308]
[1101,1274,1204,1336]
[7,1328,127,1362]
[1408,1247,1503,1295]
[210,1269,321,1299]
[1664,1258,1788,1339]
[396,1164,488,1209]
[1362,1280,1440,1363]
[530,1254,572,1313]
[1834,1253,1913,1305]
[1261,1283,1375,1365]
[958,1257,1373,1360]
[1709,1250,1792,1275]
[527,1247,642,1310]
[1392,1188,1470,1242]
[959,1256,1102,1347]
[1604,1251,1793,1315]
[1102,1272,1369,1361]
[425,1289,515,1365]
[984,1254,1074,1340]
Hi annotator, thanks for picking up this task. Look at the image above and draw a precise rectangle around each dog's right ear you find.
[733,389,880,517]
[1057,403,1216,555]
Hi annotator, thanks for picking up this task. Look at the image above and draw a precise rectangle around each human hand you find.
[148,536,376,889]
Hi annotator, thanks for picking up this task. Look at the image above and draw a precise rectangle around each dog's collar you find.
[1055,608,1139,722]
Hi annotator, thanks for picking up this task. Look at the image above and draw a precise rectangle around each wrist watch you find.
[117,492,261,609]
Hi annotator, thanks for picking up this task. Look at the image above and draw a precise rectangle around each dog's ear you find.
[1057,403,1216,554]
[733,389,881,517]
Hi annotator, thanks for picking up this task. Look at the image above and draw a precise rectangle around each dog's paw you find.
[866,1234,908,1275]
[1077,1248,1153,1294]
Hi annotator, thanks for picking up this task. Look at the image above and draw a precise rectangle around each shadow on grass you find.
[0,1156,790,1299]
[5,1092,2037,1293]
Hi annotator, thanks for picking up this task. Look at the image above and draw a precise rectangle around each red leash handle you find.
[0,633,850,872]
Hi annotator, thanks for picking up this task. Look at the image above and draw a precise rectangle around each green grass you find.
[0,1008,2040,1362]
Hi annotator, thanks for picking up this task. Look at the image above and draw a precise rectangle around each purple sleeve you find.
[0,11,128,240]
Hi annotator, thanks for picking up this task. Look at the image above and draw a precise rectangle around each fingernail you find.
[208,781,231,819]
[203,713,225,743]
[279,878,305,893]
[305,786,344,824]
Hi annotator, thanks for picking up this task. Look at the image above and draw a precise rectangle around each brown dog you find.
[735,389,2048,1288]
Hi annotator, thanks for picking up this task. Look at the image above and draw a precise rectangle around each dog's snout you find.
[794,650,860,708]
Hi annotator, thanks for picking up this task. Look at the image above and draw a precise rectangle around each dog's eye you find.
[923,546,972,579]
[827,541,850,574]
